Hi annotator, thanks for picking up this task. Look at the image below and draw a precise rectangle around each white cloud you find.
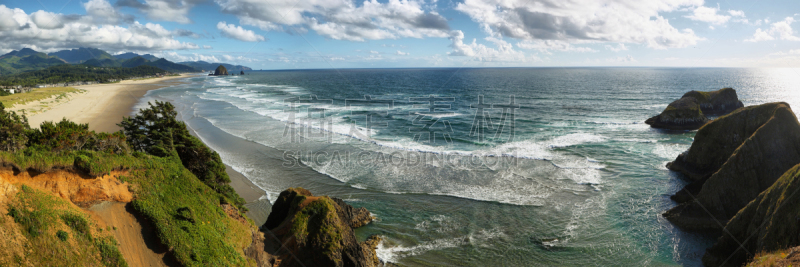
[214,0,450,41]
[217,21,265,42]
[30,10,65,29]
[685,5,730,25]
[516,40,597,53]
[745,17,800,42]
[768,49,800,56]
[605,43,628,52]
[84,0,134,24]
[454,0,703,49]
[396,50,409,55]
[448,30,538,62]
[0,5,200,53]
[608,55,637,63]
[160,52,220,62]
[728,10,745,17]
[115,0,204,24]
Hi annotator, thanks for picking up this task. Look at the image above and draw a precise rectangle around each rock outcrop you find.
[703,164,800,267]
[645,97,709,130]
[213,65,228,76]
[240,70,245,75]
[683,88,744,115]
[262,188,380,267]
[663,102,800,230]
[646,88,744,130]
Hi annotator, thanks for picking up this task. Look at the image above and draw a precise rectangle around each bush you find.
[0,102,30,152]
[94,237,128,267]
[27,119,129,154]
[57,230,69,241]
[61,213,91,239]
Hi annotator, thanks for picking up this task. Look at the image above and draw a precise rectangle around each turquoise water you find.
[137,68,800,266]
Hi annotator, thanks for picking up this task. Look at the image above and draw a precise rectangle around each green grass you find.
[1,183,126,266]
[0,87,83,108]
[0,148,253,266]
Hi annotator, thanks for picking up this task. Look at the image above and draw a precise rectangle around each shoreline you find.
[13,73,270,224]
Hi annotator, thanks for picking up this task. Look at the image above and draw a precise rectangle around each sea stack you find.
[262,188,380,267]
[645,97,709,130]
[214,65,228,75]
[240,70,244,75]
[645,88,744,130]
[663,102,800,230]
[682,88,744,115]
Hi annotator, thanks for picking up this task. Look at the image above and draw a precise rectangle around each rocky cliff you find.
[703,163,800,267]
[663,102,800,230]
[263,188,380,267]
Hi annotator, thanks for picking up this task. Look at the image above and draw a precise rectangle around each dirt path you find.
[88,201,177,267]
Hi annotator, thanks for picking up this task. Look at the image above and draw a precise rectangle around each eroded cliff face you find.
[263,188,380,267]
[663,102,800,230]
[703,164,800,267]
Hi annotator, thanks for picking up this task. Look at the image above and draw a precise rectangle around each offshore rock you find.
[262,188,380,267]
[646,88,744,130]
[213,65,228,75]
[703,164,800,266]
[682,88,744,115]
[663,102,800,230]
[645,97,709,130]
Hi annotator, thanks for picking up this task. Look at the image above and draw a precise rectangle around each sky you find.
[1,0,799,69]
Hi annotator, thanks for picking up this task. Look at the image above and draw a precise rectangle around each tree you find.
[0,102,30,152]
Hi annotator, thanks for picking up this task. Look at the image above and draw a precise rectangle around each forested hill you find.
[0,65,167,87]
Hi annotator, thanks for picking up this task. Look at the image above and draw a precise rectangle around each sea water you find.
[136,68,800,266]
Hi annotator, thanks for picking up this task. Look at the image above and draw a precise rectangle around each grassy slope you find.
[0,149,255,266]
[0,87,84,108]
[0,184,126,266]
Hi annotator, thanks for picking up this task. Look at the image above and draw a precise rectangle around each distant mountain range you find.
[179,61,252,72]
[114,52,160,61]
[49,48,116,64]
[0,47,251,76]
[0,48,66,75]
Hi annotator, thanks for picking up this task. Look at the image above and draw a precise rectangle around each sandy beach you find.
[21,74,192,133]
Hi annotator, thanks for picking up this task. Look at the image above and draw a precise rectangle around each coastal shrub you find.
[27,119,129,154]
[120,101,245,210]
[61,213,91,239]
[7,206,47,237]
[0,102,29,152]
[56,230,69,241]
[94,236,128,267]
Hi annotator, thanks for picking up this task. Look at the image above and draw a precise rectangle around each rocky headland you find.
[659,101,800,266]
[262,188,380,267]
[646,88,744,130]
[664,102,800,230]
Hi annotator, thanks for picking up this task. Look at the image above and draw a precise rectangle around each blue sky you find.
[1,0,799,69]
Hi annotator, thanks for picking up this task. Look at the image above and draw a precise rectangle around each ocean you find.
[136,68,800,266]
